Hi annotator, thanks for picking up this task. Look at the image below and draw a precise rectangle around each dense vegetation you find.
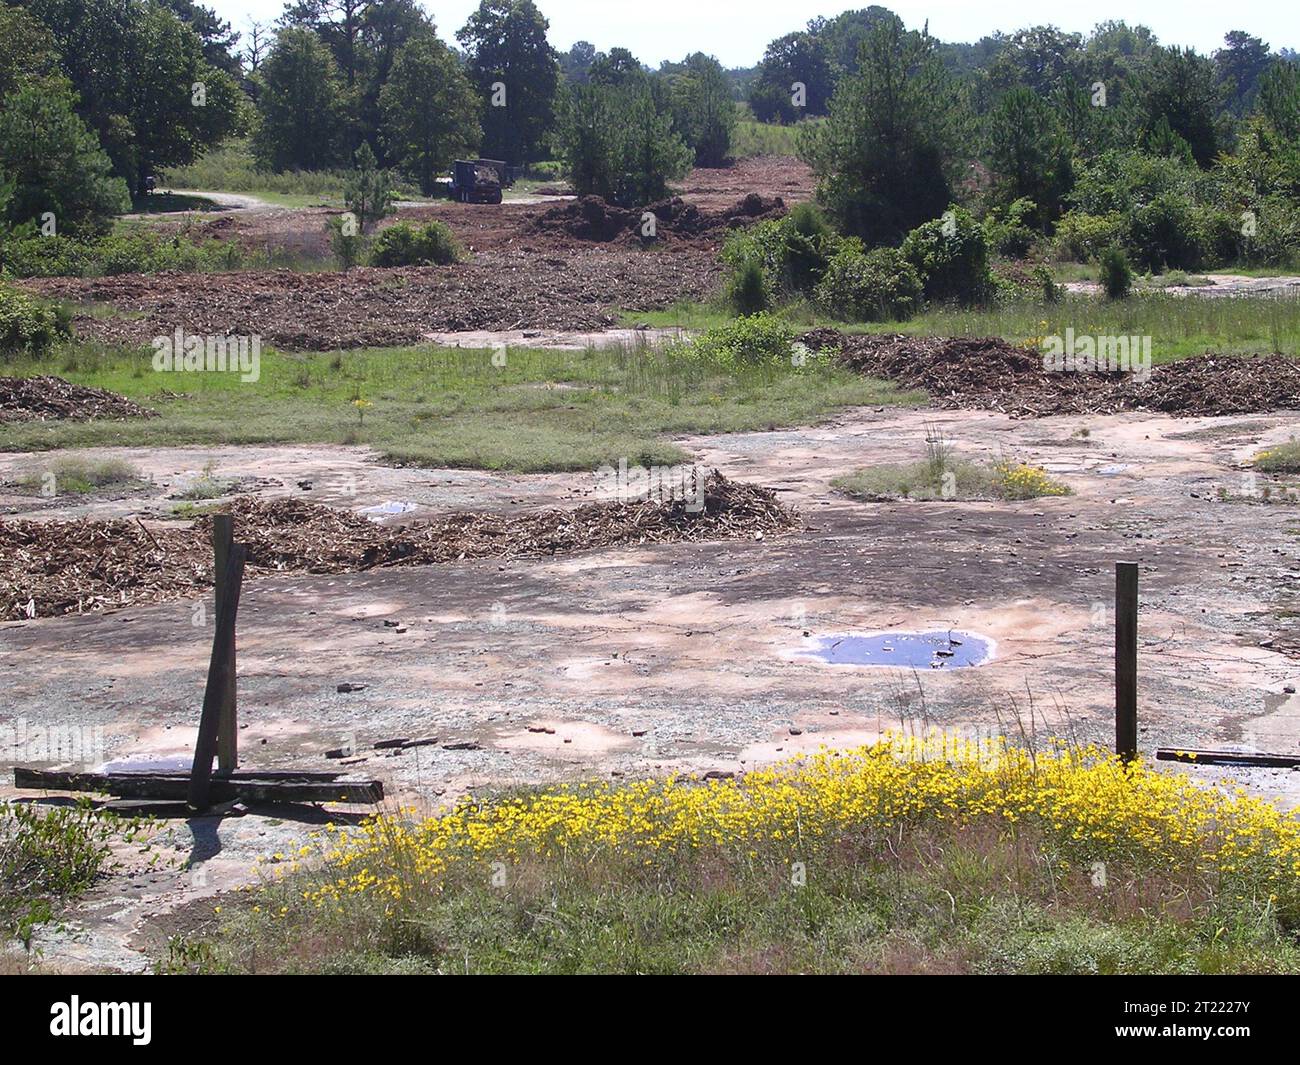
[0,3,1296,289]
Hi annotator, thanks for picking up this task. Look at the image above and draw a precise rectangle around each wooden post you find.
[1115,561,1138,763]
[212,515,237,775]
[190,544,247,810]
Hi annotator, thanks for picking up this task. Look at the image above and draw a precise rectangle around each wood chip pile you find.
[0,472,797,620]
[0,376,156,422]
[817,332,1300,417]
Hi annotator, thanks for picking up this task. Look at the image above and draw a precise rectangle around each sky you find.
[206,0,1296,68]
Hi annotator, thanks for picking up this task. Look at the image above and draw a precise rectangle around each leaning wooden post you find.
[1115,561,1139,763]
[190,543,247,810]
[212,514,238,776]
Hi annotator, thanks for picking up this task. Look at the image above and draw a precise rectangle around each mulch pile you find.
[811,331,1300,418]
[529,193,786,245]
[25,248,723,349]
[0,375,156,423]
[0,472,797,620]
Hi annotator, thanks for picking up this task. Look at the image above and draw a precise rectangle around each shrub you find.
[1054,210,1127,262]
[369,220,463,267]
[326,216,366,271]
[901,206,993,305]
[983,198,1038,258]
[0,286,71,357]
[725,257,770,315]
[1248,195,1300,267]
[1194,206,1245,267]
[720,207,838,303]
[0,229,247,278]
[1,802,117,940]
[690,313,798,368]
[1127,191,1202,271]
[814,246,923,322]
[1099,246,1132,300]
[783,202,835,290]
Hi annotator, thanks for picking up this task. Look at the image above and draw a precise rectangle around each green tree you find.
[380,35,480,194]
[25,0,241,195]
[280,0,367,87]
[589,47,645,88]
[1215,31,1272,116]
[343,142,394,230]
[800,18,960,245]
[0,83,130,235]
[1256,60,1300,140]
[0,6,62,99]
[749,31,832,122]
[253,27,350,170]
[668,54,736,167]
[456,0,559,166]
[986,87,1072,222]
[1137,47,1221,167]
[618,86,693,204]
[560,82,690,207]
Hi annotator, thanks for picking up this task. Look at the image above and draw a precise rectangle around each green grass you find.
[1,802,125,947]
[832,431,1071,502]
[9,456,142,496]
[1256,439,1300,473]
[159,138,423,205]
[0,340,917,472]
[731,120,819,159]
[167,818,1300,975]
[627,292,1300,364]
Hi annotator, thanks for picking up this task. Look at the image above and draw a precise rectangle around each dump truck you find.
[449,159,505,204]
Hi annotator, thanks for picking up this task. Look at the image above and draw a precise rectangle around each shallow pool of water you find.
[358,500,418,518]
[804,630,993,669]
[100,755,192,774]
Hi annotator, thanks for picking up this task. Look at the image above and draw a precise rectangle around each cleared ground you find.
[5,154,1300,972]
[4,402,1300,969]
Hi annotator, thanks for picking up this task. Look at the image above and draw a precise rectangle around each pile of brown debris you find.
[0,472,797,620]
[811,332,1300,418]
[0,375,156,423]
[530,193,786,245]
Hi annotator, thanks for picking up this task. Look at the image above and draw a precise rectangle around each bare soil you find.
[21,158,816,351]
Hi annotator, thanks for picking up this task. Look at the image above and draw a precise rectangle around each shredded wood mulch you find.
[811,332,1300,418]
[24,248,723,351]
[0,375,156,423]
[528,193,787,245]
[0,472,797,620]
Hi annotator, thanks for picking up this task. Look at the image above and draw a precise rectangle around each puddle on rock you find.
[803,630,994,669]
[100,755,193,774]
[358,500,417,519]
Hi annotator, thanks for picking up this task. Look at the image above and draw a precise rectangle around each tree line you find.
[1,0,1297,255]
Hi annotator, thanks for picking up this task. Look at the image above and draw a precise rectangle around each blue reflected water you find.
[805,631,993,669]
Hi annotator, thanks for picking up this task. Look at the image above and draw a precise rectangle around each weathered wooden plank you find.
[1115,561,1138,763]
[15,767,383,804]
[1155,748,1300,769]
[213,514,238,776]
[190,543,246,809]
